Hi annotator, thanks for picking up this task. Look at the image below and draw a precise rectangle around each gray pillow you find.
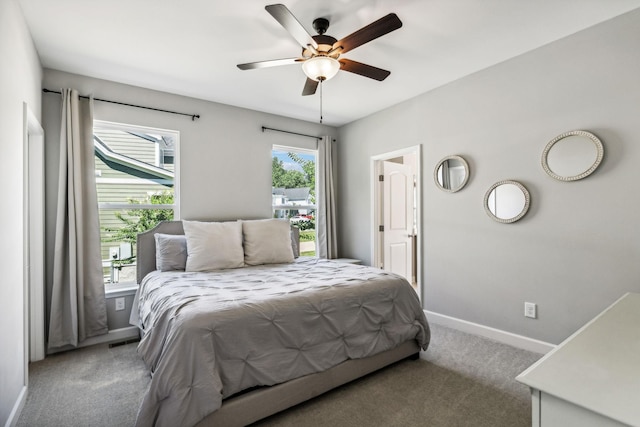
[154,233,187,271]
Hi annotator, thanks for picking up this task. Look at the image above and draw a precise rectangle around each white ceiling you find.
[18,0,640,126]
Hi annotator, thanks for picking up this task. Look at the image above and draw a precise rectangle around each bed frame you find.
[136,220,420,427]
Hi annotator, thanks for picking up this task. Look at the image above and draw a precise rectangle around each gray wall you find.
[105,294,137,331]
[337,9,640,345]
[42,69,337,335]
[0,0,42,423]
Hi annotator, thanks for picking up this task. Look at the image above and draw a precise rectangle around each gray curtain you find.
[316,136,338,259]
[48,89,108,349]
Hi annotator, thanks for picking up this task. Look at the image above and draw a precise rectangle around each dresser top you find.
[517,292,640,426]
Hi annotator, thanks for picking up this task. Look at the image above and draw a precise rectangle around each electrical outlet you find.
[524,302,537,319]
[115,297,125,311]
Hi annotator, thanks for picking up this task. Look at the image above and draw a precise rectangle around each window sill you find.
[105,282,139,298]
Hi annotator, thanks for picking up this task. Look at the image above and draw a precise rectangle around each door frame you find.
[23,102,45,365]
[370,145,422,301]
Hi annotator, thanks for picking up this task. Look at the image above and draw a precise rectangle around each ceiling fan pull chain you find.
[320,79,323,124]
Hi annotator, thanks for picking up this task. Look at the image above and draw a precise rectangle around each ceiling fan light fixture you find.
[302,56,340,82]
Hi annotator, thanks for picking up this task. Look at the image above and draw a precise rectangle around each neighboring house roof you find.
[272,187,311,201]
[127,131,175,152]
[284,187,310,201]
[94,135,174,187]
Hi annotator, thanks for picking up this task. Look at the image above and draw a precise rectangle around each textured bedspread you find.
[134,258,429,427]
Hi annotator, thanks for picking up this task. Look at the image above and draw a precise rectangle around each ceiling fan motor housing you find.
[303,34,339,58]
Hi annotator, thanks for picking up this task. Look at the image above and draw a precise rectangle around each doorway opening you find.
[371,145,421,301]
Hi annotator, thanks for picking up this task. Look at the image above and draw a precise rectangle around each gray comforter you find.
[134,258,429,427]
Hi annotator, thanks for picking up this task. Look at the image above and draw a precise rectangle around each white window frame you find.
[94,120,180,287]
[271,145,318,214]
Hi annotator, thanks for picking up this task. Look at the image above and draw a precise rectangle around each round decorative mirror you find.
[434,155,470,193]
[542,130,604,181]
[484,180,530,223]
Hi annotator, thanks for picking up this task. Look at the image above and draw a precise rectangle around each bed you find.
[131,219,430,427]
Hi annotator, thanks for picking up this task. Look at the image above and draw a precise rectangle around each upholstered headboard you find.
[136,220,301,283]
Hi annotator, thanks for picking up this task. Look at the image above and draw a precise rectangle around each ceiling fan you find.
[237,4,403,96]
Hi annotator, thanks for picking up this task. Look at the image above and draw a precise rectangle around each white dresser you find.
[517,292,640,427]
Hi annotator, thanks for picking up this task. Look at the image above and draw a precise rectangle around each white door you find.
[382,161,414,281]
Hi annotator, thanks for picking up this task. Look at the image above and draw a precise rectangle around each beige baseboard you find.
[425,310,555,354]
[47,326,140,355]
[6,385,27,427]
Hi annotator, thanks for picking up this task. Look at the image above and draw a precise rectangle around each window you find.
[94,121,179,285]
[272,146,317,256]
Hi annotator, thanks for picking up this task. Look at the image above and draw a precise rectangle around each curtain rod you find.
[261,126,322,140]
[43,88,200,121]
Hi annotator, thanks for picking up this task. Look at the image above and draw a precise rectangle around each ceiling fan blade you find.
[302,78,319,96]
[237,57,303,70]
[339,58,391,81]
[332,13,402,54]
[265,4,318,50]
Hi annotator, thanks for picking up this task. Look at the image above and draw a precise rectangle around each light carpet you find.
[17,323,541,427]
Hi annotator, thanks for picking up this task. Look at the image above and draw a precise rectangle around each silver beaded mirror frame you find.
[484,180,531,224]
[542,130,604,181]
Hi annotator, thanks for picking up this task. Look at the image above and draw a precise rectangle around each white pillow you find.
[242,219,294,265]
[183,220,244,271]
